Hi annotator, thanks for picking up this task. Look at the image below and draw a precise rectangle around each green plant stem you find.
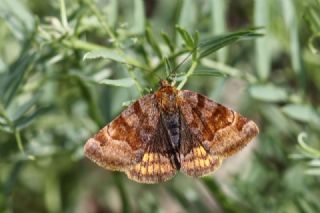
[0,104,25,154]
[177,60,198,89]
[298,132,320,157]
[14,130,24,154]
[62,39,108,51]
[59,0,69,29]
[113,173,130,213]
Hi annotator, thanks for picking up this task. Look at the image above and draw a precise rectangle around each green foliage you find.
[0,0,319,212]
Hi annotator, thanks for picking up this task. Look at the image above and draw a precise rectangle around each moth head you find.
[160,80,170,87]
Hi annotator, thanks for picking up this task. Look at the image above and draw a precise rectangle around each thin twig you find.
[177,60,198,89]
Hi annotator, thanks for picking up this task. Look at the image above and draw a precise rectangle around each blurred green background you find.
[1,0,320,212]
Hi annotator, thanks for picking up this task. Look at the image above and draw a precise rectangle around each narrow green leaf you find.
[164,57,173,77]
[131,0,145,34]
[192,68,227,77]
[249,84,288,102]
[281,0,305,89]
[0,123,12,133]
[59,0,69,29]
[305,169,320,175]
[161,32,175,52]
[210,0,227,62]
[198,30,262,58]
[113,173,131,213]
[193,31,199,47]
[304,5,320,33]
[3,161,24,197]
[309,159,320,167]
[45,172,62,213]
[191,71,226,77]
[1,53,36,107]
[176,26,194,48]
[99,78,135,87]
[192,31,199,60]
[0,0,34,40]
[74,78,104,126]
[69,69,112,84]
[83,50,126,63]
[177,0,196,41]
[105,0,118,27]
[282,104,320,125]
[10,93,41,121]
[145,28,163,59]
[15,107,51,130]
[0,116,6,125]
[92,69,112,82]
[254,0,270,80]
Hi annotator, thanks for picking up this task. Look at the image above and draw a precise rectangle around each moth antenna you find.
[168,52,193,80]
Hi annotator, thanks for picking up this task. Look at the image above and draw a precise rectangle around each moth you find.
[84,80,259,183]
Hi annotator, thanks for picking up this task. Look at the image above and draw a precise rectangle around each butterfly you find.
[84,80,259,183]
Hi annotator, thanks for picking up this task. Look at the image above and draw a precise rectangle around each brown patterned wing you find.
[178,90,259,177]
[84,94,178,183]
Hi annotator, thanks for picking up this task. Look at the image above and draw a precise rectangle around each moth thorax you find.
[156,86,178,113]
[160,93,178,112]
